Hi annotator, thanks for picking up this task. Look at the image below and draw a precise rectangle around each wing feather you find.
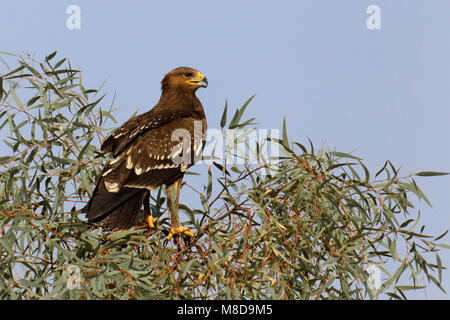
[101,116,206,192]
[101,108,194,157]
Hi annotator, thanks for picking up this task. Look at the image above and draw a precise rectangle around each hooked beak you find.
[200,76,208,88]
[188,72,208,88]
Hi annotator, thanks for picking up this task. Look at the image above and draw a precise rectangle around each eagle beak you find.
[188,72,208,88]
[200,76,208,88]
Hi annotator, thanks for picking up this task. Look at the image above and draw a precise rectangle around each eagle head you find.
[161,67,208,92]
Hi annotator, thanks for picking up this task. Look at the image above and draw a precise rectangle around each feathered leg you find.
[165,177,193,240]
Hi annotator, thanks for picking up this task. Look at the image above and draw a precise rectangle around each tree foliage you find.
[0,52,448,299]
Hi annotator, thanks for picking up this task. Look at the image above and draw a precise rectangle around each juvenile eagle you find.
[83,67,208,240]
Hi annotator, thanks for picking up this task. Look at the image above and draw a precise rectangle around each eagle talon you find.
[167,226,194,240]
[147,215,157,229]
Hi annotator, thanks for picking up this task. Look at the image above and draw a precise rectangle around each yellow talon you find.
[183,229,194,238]
[167,226,194,240]
[147,215,157,229]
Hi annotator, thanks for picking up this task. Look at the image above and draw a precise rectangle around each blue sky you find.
[1,0,449,299]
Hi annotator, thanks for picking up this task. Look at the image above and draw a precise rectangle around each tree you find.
[0,52,448,299]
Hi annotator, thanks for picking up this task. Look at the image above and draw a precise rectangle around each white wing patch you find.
[126,156,133,169]
[105,180,120,193]
[135,165,142,175]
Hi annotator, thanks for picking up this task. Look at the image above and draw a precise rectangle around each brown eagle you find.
[83,67,208,240]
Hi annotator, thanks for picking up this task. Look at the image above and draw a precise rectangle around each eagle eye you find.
[184,72,193,78]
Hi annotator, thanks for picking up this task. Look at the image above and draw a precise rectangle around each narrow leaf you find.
[220,100,227,129]
[415,171,450,177]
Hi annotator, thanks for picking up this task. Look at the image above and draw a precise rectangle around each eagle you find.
[83,67,208,240]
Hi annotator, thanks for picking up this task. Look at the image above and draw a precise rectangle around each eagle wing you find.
[102,117,204,192]
[101,108,194,157]
[85,112,205,226]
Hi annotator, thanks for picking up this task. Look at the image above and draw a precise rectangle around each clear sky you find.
[1,0,449,299]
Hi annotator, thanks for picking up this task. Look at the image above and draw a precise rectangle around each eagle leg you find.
[166,178,194,240]
[144,191,157,229]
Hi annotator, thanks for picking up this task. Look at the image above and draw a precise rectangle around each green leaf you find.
[0,76,3,102]
[399,181,433,208]
[415,171,450,177]
[398,229,432,238]
[220,100,228,129]
[45,69,80,76]
[4,73,34,80]
[78,136,94,160]
[436,254,442,283]
[329,151,363,161]
[395,285,426,291]
[107,229,142,242]
[10,86,24,108]
[46,51,57,61]
[27,95,41,107]
[2,65,25,77]
[434,230,448,241]
[229,94,255,129]
[48,82,64,99]
[358,159,370,183]
[206,165,212,201]
[399,219,414,229]
[184,170,200,175]
[389,264,406,287]
[54,58,67,69]
[375,161,388,178]
[282,116,289,148]
[20,62,40,76]
[182,260,196,277]
[0,156,11,166]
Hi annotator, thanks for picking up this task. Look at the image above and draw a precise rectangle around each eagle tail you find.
[83,177,148,229]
